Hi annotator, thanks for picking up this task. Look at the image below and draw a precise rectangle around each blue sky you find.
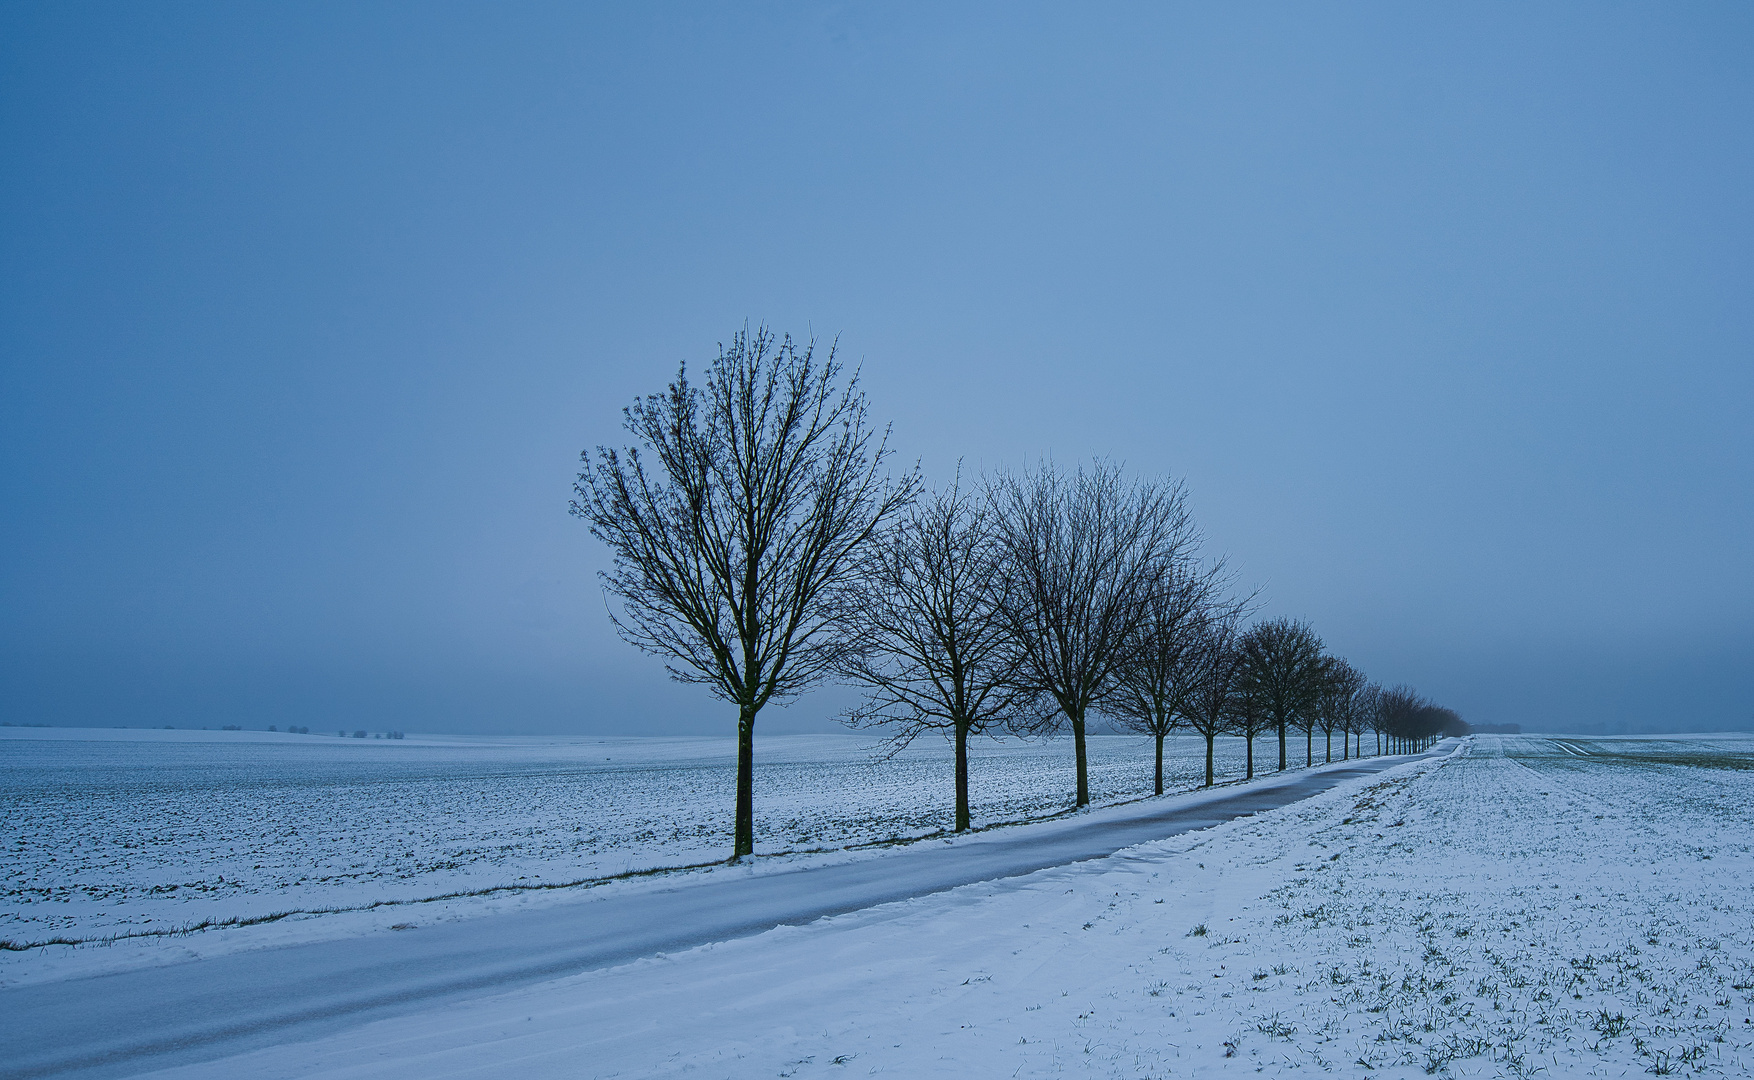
[3,3,1750,735]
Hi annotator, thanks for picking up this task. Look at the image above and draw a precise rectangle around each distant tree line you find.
[574,327,1466,860]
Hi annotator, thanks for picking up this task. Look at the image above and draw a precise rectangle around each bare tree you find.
[1366,683,1451,754]
[1236,618,1326,771]
[1337,670,1371,760]
[1179,612,1246,786]
[1351,679,1386,758]
[1358,682,1386,755]
[572,326,918,859]
[1379,692,1464,751]
[1295,688,1321,767]
[1316,657,1366,764]
[1376,684,1428,753]
[1432,705,1468,738]
[1105,565,1217,795]
[1228,678,1274,779]
[836,478,1028,832]
[989,461,1197,806]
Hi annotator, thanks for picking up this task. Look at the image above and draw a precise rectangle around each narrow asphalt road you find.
[2,750,1437,1080]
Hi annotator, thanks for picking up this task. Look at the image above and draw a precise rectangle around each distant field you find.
[1508,733,1754,771]
[1,726,1274,943]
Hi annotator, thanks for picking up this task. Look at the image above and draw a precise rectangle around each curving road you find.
[1,751,1436,1080]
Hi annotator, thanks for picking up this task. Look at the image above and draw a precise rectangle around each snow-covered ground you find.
[1,725,1268,948]
[136,734,1754,1079]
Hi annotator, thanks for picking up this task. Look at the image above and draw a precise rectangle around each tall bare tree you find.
[836,478,1028,832]
[1336,669,1369,760]
[1105,566,1216,795]
[990,461,1196,806]
[1316,657,1366,764]
[1377,684,1429,754]
[1358,682,1386,755]
[1236,617,1326,771]
[1295,688,1321,767]
[572,326,918,859]
[1228,677,1274,779]
[1179,612,1246,786]
[1351,679,1385,758]
[1374,688,1462,751]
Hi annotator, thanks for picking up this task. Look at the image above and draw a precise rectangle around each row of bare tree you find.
[574,327,1461,859]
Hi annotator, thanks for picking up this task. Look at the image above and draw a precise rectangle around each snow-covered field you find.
[1,725,1265,947]
[142,734,1754,1079]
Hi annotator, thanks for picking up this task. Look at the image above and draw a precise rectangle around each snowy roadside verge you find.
[139,736,1754,1080]
[2,729,1265,948]
[2,753,1422,991]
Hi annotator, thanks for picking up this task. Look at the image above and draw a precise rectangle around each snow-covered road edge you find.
[5,751,1440,992]
[128,748,1458,1080]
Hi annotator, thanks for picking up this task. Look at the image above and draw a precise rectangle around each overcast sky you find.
[3,3,1750,736]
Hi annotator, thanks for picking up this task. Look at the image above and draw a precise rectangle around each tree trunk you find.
[1072,710,1090,806]
[1325,730,1332,764]
[734,705,756,859]
[1154,731,1165,796]
[1305,728,1312,767]
[954,719,971,833]
[1277,719,1287,771]
[1246,733,1255,779]
[1204,732,1215,787]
